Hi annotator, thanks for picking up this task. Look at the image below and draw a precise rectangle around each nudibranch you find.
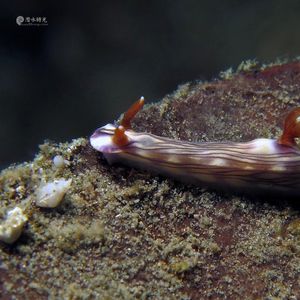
[90,98,300,195]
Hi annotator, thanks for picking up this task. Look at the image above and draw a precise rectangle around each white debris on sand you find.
[0,207,28,244]
[35,179,72,208]
[53,155,69,168]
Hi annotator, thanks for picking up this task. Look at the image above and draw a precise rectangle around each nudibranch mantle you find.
[90,98,300,195]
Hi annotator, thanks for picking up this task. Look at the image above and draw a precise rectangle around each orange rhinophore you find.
[112,97,144,147]
[120,97,145,129]
[112,126,128,147]
[278,107,300,147]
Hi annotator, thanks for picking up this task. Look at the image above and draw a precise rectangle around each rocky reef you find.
[1,60,300,299]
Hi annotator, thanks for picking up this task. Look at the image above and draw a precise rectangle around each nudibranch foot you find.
[90,98,300,196]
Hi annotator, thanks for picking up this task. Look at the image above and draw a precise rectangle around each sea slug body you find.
[90,98,300,195]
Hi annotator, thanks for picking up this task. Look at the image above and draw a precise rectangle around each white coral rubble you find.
[53,155,69,168]
[35,179,72,208]
[0,207,28,244]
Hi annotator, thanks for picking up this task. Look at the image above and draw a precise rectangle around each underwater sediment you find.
[1,60,300,299]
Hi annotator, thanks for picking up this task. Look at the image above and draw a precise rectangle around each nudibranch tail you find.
[90,99,300,196]
[278,107,300,148]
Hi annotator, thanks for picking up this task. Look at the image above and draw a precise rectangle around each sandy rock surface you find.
[1,60,300,299]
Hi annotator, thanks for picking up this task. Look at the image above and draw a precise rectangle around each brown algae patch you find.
[1,61,300,298]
